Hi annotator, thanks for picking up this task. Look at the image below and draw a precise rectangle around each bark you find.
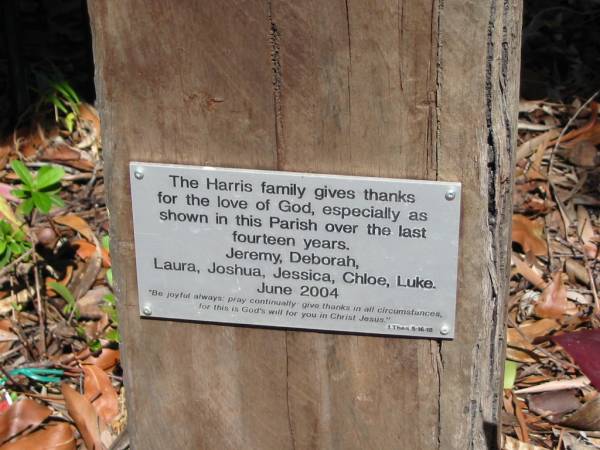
[88,1,522,448]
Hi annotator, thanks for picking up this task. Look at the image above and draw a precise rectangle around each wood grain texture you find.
[88,1,522,448]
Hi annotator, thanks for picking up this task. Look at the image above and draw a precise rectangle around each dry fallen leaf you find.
[61,383,106,450]
[0,398,52,445]
[520,319,561,339]
[69,249,102,301]
[511,254,547,289]
[506,319,562,363]
[512,215,548,257]
[503,435,547,450]
[0,319,17,354]
[527,389,581,422]
[73,239,111,267]
[83,348,120,371]
[561,433,599,450]
[559,396,600,431]
[78,103,101,144]
[507,328,534,352]
[552,328,600,389]
[506,346,537,363]
[39,144,95,171]
[534,273,569,319]
[561,140,600,167]
[77,286,112,320]
[0,422,76,450]
[0,144,12,170]
[0,288,34,316]
[83,365,120,424]
[517,128,560,161]
[565,258,591,286]
[53,215,95,243]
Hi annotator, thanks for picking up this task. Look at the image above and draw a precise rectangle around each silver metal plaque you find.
[130,162,461,339]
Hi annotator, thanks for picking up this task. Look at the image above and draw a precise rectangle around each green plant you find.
[102,235,114,288]
[44,80,81,132]
[0,220,31,267]
[102,293,120,343]
[87,338,103,352]
[11,160,65,215]
[504,360,519,390]
[48,281,78,319]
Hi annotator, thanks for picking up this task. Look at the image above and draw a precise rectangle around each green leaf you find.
[36,165,64,190]
[106,268,113,287]
[75,326,86,338]
[13,229,27,241]
[65,113,76,132]
[11,160,34,187]
[48,281,76,305]
[101,235,110,251]
[0,240,7,256]
[0,250,10,268]
[20,199,35,216]
[10,189,29,199]
[48,194,64,207]
[0,221,11,234]
[88,339,102,352]
[8,241,20,254]
[49,94,68,114]
[105,329,120,343]
[54,81,80,105]
[32,192,52,213]
[504,360,519,390]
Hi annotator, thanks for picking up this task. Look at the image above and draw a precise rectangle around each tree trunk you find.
[88,1,522,449]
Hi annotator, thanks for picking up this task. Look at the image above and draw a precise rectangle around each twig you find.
[544,217,556,273]
[83,165,98,198]
[32,253,47,356]
[63,173,95,182]
[514,376,590,394]
[8,319,34,361]
[587,266,599,316]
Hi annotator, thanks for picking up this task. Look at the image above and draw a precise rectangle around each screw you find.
[440,325,449,335]
[134,170,144,180]
[142,305,152,316]
[445,190,456,201]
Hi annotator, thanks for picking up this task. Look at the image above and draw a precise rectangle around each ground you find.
[0,94,599,449]
[503,96,600,449]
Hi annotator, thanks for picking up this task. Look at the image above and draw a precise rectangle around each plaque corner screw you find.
[134,169,144,180]
[445,190,456,201]
[440,325,450,335]
[142,305,152,316]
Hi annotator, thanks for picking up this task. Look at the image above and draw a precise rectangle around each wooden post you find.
[88,1,522,448]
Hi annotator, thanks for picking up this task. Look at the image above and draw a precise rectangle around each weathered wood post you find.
[88,1,522,448]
